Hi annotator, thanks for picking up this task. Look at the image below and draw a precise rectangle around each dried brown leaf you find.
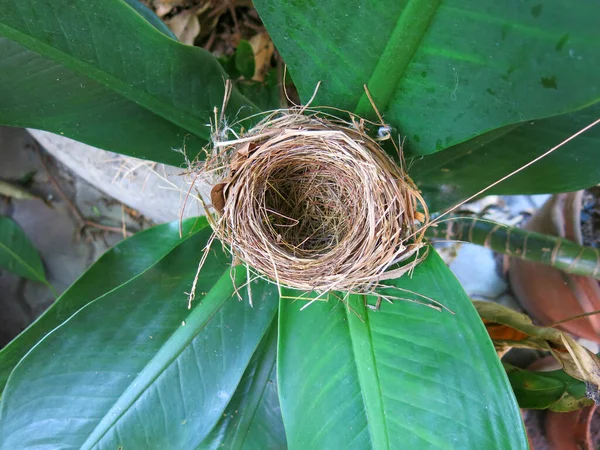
[165,10,200,45]
[475,300,600,391]
[248,32,274,82]
[152,0,183,18]
[561,333,600,388]
[210,181,227,215]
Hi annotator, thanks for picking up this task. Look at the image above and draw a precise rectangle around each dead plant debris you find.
[143,0,262,55]
[476,300,600,400]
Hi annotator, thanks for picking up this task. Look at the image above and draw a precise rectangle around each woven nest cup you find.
[209,111,428,293]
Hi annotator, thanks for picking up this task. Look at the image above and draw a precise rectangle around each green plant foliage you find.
[219,47,281,111]
[237,71,283,111]
[277,250,528,449]
[505,364,593,412]
[0,215,47,284]
[0,0,257,165]
[0,221,281,449]
[412,103,600,211]
[2,1,598,448]
[0,227,528,448]
[0,217,207,391]
[254,0,600,155]
[198,321,287,449]
[235,40,257,80]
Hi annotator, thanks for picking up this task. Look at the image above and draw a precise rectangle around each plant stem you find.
[426,216,600,280]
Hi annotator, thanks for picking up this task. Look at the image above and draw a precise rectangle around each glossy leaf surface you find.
[412,103,600,212]
[277,249,528,449]
[199,320,287,450]
[0,221,279,449]
[0,215,46,284]
[254,0,600,155]
[0,217,206,391]
[0,0,257,165]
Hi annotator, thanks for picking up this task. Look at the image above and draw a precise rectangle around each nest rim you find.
[201,107,429,294]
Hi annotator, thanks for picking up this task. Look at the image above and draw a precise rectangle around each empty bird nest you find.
[192,95,430,299]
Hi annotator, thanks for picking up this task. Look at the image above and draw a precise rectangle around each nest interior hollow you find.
[208,111,428,293]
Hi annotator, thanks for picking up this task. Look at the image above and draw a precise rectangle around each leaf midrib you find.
[346,294,389,450]
[354,0,443,117]
[0,222,210,395]
[80,266,241,450]
[0,21,211,140]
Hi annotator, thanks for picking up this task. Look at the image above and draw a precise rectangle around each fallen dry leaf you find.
[210,182,227,215]
[249,32,274,82]
[165,9,200,45]
[151,0,178,19]
[475,300,600,396]
[151,0,187,18]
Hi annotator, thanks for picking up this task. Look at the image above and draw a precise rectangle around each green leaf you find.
[199,319,287,450]
[277,249,528,449]
[0,223,279,448]
[0,36,199,165]
[254,0,600,155]
[0,0,258,165]
[237,71,283,111]
[235,40,257,80]
[0,217,207,393]
[504,364,593,412]
[411,103,600,212]
[0,215,47,284]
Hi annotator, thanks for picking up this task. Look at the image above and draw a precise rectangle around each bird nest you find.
[198,107,430,295]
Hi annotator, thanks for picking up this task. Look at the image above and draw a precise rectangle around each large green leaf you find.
[277,249,527,449]
[411,103,600,212]
[504,364,593,412]
[0,0,258,165]
[0,224,280,448]
[254,0,600,155]
[0,215,47,284]
[0,217,206,392]
[199,319,287,450]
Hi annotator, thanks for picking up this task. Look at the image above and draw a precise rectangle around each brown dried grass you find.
[198,106,430,295]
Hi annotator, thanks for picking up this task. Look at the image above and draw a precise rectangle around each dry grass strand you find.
[198,108,429,294]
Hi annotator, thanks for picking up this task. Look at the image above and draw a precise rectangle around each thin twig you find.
[549,309,600,327]
[428,117,600,229]
[83,220,133,237]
